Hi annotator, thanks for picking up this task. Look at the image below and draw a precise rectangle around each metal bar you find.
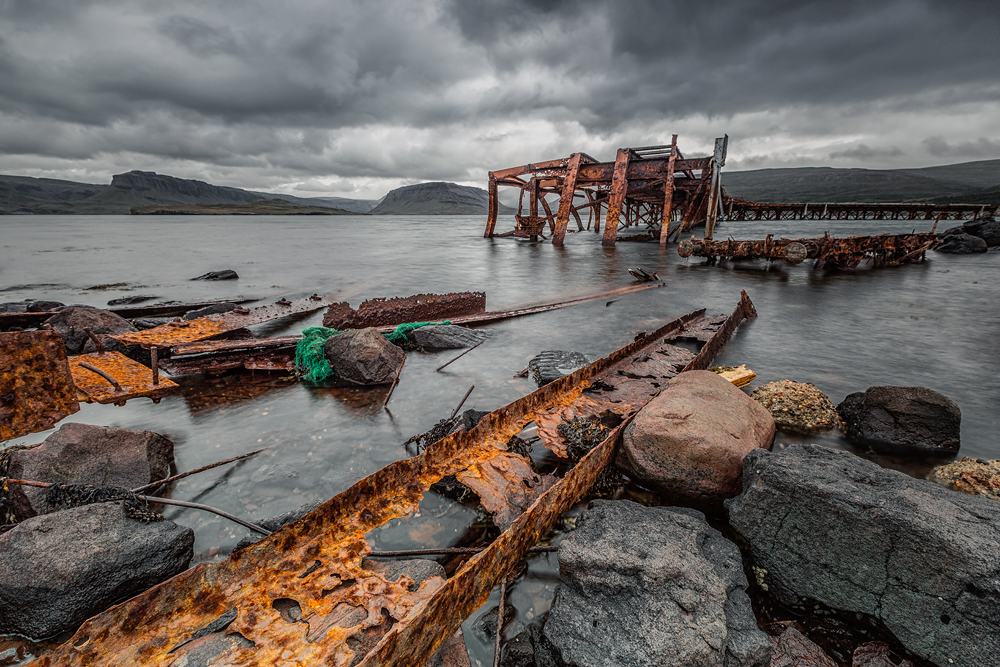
[493,576,507,667]
[435,339,485,372]
[485,175,499,238]
[132,449,264,494]
[450,385,476,419]
[659,135,678,248]
[552,153,583,246]
[382,356,406,409]
[84,328,104,353]
[78,362,122,392]
[150,346,159,386]
[602,148,631,247]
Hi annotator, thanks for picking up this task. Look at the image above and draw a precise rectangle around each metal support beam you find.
[552,153,582,246]
[485,175,498,237]
[602,149,631,247]
[659,135,678,248]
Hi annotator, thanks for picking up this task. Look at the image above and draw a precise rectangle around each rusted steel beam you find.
[678,231,940,270]
[0,331,80,440]
[69,352,178,404]
[659,136,678,248]
[602,149,631,247]
[35,292,755,666]
[681,290,757,371]
[113,294,335,349]
[723,200,998,222]
[552,153,583,246]
[485,175,499,238]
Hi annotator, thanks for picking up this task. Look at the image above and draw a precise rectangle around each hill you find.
[723,159,1000,203]
[130,199,355,215]
[0,175,105,214]
[369,182,515,215]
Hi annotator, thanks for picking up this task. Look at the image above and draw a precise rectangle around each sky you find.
[1,0,998,200]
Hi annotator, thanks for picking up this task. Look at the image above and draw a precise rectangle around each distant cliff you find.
[131,199,355,215]
[369,182,514,215]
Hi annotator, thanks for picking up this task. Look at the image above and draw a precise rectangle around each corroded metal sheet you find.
[35,293,756,667]
[113,294,336,349]
[69,352,178,404]
[0,331,79,440]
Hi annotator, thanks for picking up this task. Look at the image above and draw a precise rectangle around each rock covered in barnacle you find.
[928,456,1000,501]
[750,380,841,434]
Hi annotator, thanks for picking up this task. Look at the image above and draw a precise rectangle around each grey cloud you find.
[923,136,1000,159]
[829,144,905,160]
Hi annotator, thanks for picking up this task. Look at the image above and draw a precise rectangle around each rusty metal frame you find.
[0,331,80,440]
[69,352,178,404]
[722,200,996,222]
[37,292,755,666]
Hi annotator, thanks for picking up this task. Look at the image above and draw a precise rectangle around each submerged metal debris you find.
[35,291,756,667]
[0,331,80,440]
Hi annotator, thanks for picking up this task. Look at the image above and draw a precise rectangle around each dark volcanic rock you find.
[43,306,137,354]
[191,269,239,281]
[544,500,770,667]
[106,294,159,306]
[184,302,237,320]
[133,316,175,329]
[323,327,405,385]
[26,300,64,312]
[726,445,1000,667]
[962,215,1000,246]
[527,350,590,386]
[4,422,174,521]
[0,302,29,313]
[0,502,193,639]
[935,232,987,253]
[410,324,492,350]
[837,385,961,455]
[617,370,775,507]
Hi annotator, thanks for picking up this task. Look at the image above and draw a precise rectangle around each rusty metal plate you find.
[35,293,756,667]
[0,331,80,440]
[69,352,178,404]
[113,294,336,349]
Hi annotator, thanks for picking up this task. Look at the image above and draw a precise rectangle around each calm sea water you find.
[2,214,998,663]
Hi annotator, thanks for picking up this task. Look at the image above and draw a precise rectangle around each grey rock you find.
[726,444,1000,667]
[184,302,237,320]
[544,499,770,667]
[3,422,174,521]
[191,270,239,281]
[963,215,1000,246]
[837,385,960,455]
[106,295,159,306]
[935,232,987,254]
[323,327,405,385]
[410,324,492,350]
[42,306,137,354]
[26,300,64,312]
[133,316,175,329]
[0,302,29,313]
[0,502,194,638]
[527,351,590,387]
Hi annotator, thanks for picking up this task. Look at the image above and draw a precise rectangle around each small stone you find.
[751,380,841,434]
[191,269,239,281]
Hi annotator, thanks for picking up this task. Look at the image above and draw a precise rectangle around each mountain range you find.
[2,158,999,215]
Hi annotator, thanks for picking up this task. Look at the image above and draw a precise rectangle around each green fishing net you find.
[295,321,450,383]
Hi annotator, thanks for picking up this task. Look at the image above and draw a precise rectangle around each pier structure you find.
[483,135,728,247]
[725,200,998,222]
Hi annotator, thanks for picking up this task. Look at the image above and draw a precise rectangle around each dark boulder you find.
[3,422,174,521]
[323,327,405,385]
[544,499,771,667]
[26,300,64,312]
[409,324,492,350]
[527,350,590,386]
[935,232,987,254]
[962,215,1000,247]
[191,269,239,281]
[42,306,137,354]
[837,385,960,455]
[106,295,159,306]
[0,302,29,314]
[0,502,194,639]
[184,302,237,320]
[133,316,175,329]
[617,370,775,507]
[726,445,1000,667]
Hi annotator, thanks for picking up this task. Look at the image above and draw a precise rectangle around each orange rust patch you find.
[0,331,80,440]
[113,317,231,348]
[69,352,178,404]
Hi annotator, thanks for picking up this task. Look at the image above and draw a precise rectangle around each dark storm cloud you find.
[0,0,997,196]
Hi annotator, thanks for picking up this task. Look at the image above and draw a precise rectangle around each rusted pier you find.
[678,231,940,270]
[724,200,997,222]
[484,135,728,247]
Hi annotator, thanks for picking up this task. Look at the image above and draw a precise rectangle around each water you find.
[2,214,998,663]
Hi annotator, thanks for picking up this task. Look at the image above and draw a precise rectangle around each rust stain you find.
[34,293,756,667]
[69,352,178,404]
[0,331,80,440]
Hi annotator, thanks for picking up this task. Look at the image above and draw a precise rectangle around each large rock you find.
[323,327,405,385]
[928,456,1000,501]
[527,350,590,387]
[962,215,1000,247]
[409,324,491,350]
[43,306,137,354]
[191,269,238,280]
[3,422,174,521]
[837,385,961,455]
[726,445,1000,667]
[544,500,771,667]
[935,232,987,254]
[617,370,775,506]
[750,380,840,433]
[0,502,194,638]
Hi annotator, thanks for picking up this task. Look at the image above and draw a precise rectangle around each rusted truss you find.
[36,291,756,667]
[679,231,940,270]
[485,135,728,247]
[723,200,997,222]
[0,331,80,440]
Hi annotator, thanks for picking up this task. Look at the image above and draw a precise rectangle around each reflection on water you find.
[2,215,998,663]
